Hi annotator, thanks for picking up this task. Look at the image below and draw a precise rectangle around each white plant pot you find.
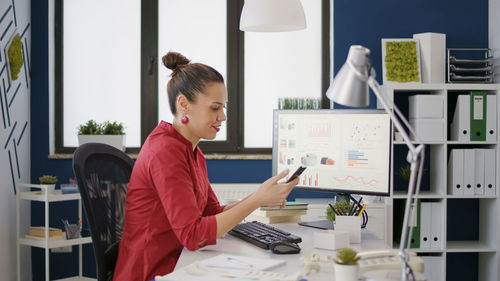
[334,263,358,281]
[78,135,126,151]
[40,184,56,192]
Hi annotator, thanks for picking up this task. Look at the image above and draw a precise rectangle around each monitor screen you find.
[272,109,391,196]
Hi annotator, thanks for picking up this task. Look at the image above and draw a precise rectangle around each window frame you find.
[54,0,330,154]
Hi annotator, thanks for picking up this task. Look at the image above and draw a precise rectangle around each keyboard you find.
[229,221,302,249]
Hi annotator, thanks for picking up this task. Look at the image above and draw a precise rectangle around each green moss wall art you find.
[382,39,421,84]
[7,33,24,81]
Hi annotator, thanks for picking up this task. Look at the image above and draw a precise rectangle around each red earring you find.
[181,115,189,124]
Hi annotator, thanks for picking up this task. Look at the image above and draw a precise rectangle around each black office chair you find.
[73,143,134,281]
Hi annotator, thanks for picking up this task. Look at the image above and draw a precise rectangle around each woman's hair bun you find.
[162,51,190,70]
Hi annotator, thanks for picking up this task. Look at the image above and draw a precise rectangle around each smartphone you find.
[286,166,307,183]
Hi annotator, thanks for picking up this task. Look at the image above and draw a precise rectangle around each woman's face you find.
[186,82,227,141]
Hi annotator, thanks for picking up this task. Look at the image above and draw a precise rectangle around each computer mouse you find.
[270,241,301,254]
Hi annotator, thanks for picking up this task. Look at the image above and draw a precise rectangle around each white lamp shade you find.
[326,45,371,107]
[240,0,307,32]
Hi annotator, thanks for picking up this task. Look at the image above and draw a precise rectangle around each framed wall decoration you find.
[381,38,422,85]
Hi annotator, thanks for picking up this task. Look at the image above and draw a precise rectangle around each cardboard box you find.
[410,118,444,141]
[409,95,444,118]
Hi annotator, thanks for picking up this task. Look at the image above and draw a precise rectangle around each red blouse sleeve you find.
[149,144,218,251]
[203,186,225,216]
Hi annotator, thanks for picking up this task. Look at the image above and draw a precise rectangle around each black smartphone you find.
[286,166,307,183]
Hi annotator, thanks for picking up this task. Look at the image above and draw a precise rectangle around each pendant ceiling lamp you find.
[240,0,307,32]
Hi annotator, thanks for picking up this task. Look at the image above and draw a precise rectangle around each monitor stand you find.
[298,220,334,230]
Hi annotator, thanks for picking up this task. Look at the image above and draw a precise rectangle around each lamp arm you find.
[367,76,426,281]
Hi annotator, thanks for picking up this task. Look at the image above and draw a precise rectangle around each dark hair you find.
[162,51,224,115]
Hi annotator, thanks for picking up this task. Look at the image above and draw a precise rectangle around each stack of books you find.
[26,226,64,240]
[246,202,308,224]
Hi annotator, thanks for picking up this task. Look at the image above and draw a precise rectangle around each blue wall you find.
[31,0,488,279]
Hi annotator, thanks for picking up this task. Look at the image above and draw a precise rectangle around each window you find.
[55,0,330,154]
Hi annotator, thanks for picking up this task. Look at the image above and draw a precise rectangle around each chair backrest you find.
[73,143,134,281]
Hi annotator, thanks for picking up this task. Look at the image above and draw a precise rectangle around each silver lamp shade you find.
[240,0,307,32]
[326,45,371,107]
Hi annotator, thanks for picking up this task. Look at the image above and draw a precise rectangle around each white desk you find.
[175,222,389,280]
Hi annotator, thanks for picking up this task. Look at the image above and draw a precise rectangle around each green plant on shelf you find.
[384,41,419,82]
[39,175,58,185]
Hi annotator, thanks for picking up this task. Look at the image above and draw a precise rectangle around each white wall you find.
[0,0,31,280]
[490,0,500,82]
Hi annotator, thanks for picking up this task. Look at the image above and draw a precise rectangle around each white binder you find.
[484,148,497,196]
[448,149,464,195]
[474,149,485,195]
[463,149,475,195]
[486,95,497,141]
[419,202,432,249]
[430,202,442,249]
[450,95,470,141]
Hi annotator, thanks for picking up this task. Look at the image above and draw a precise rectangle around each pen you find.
[357,204,367,216]
[348,201,355,216]
[335,208,344,216]
[328,203,339,216]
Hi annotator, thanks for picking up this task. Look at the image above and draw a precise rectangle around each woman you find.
[113,52,298,281]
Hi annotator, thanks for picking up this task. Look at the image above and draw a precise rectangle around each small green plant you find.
[399,165,411,184]
[7,33,24,81]
[326,200,353,222]
[39,175,58,185]
[334,248,360,265]
[102,121,125,135]
[78,120,125,135]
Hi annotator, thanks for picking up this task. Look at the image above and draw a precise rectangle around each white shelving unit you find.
[383,83,500,281]
[16,183,95,281]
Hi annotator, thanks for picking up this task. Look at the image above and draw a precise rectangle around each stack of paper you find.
[156,254,300,281]
[245,202,308,224]
[26,227,64,240]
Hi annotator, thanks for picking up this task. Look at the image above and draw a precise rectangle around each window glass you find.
[63,0,141,147]
[244,0,322,148]
[158,0,227,141]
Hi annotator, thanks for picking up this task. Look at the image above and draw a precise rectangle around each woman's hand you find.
[251,169,299,207]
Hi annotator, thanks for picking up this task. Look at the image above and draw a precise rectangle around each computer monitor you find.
[272,109,391,197]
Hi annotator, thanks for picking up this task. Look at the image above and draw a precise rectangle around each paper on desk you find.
[199,254,285,271]
[155,261,301,281]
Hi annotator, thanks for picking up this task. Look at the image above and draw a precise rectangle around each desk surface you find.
[175,222,389,280]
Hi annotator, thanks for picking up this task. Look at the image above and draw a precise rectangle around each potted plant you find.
[77,120,126,151]
[326,199,353,222]
[39,175,58,192]
[333,247,360,281]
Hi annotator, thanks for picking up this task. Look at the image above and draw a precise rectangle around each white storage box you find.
[409,95,444,118]
[410,118,444,141]
[413,32,446,83]
[313,230,349,250]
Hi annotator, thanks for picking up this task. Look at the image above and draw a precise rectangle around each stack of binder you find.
[450,92,497,141]
[448,148,496,196]
[245,202,308,224]
[394,200,442,249]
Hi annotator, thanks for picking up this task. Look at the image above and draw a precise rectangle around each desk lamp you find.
[240,0,306,32]
[326,45,425,281]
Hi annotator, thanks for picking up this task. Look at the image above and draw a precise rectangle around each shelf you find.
[446,241,496,252]
[447,141,498,145]
[54,277,96,281]
[19,236,92,249]
[383,83,500,91]
[18,190,81,202]
[393,141,445,145]
[446,195,496,199]
[392,191,444,199]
